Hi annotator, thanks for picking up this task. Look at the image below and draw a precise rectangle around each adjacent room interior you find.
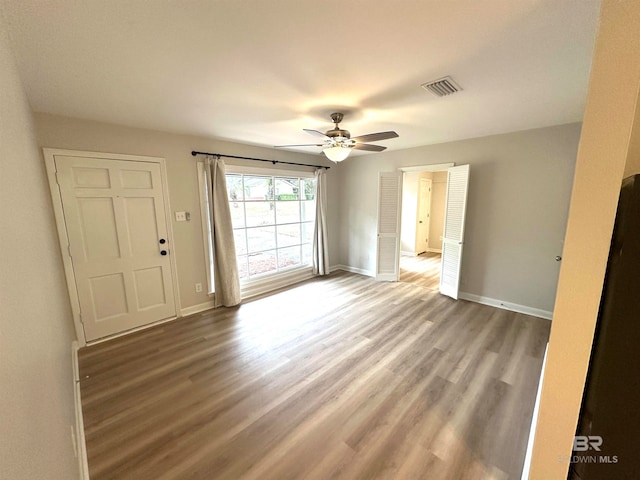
[2,1,639,479]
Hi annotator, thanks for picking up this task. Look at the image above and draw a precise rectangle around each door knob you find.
[160,250,168,256]
[555,256,562,262]
[159,238,166,244]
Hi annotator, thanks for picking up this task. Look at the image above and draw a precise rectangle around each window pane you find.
[275,178,300,200]
[226,174,244,201]
[215,173,320,285]
[233,229,247,255]
[244,176,273,200]
[247,226,276,253]
[245,202,274,227]
[278,246,301,269]
[248,251,277,277]
[301,221,314,244]
[237,255,249,280]
[302,178,316,200]
[276,201,300,224]
[301,200,315,222]
[277,224,301,248]
[302,244,312,266]
[229,201,245,228]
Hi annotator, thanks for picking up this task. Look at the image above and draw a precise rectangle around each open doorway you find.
[399,168,449,290]
[375,163,469,298]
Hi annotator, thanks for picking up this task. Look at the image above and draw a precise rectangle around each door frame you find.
[391,162,454,281]
[44,148,180,346]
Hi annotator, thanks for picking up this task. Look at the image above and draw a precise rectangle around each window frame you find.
[198,163,317,296]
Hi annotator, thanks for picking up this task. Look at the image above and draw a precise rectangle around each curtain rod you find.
[191,150,330,170]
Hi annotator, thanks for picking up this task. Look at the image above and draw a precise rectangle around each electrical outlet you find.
[195,283,203,293]
[175,211,187,222]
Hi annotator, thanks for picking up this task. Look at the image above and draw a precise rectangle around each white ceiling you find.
[2,0,601,155]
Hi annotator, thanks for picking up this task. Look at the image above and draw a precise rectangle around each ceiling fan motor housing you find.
[327,113,350,140]
[326,128,351,140]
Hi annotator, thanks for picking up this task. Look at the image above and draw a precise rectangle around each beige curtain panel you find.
[205,156,241,307]
[313,168,330,275]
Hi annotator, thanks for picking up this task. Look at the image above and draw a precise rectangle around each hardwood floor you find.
[400,252,441,290]
[79,271,550,480]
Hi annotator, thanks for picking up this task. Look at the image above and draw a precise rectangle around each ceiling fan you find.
[275,112,399,162]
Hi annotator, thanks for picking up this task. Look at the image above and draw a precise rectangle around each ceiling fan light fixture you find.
[323,145,351,162]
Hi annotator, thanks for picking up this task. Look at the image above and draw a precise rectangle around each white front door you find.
[440,164,470,299]
[51,152,176,341]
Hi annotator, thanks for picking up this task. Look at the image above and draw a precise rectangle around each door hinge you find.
[55,171,60,185]
[67,244,72,258]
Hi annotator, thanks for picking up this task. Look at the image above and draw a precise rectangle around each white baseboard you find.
[180,300,216,317]
[400,250,418,257]
[521,343,549,480]
[426,247,442,254]
[330,264,375,277]
[458,292,552,320]
[72,341,90,480]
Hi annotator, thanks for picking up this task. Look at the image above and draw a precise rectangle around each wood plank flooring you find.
[400,253,441,290]
[79,271,550,480]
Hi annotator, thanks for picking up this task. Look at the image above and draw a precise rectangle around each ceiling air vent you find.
[421,76,462,97]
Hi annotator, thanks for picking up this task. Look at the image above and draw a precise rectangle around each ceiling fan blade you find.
[275,143,325,148]
[352,143,387,152]
[351,131,399,143]
[304,129,330,139]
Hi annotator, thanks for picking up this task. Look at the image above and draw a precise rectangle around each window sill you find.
[240,266,314,300]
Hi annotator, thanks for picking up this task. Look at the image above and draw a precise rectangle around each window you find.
[227,171,316,280]
[198,164,316,292]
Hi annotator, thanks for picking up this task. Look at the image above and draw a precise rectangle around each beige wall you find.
[530,0,640,478]
[623,85,640,178]
[33,113,336,312]
[337,123,581,313]
[0,17,79,480]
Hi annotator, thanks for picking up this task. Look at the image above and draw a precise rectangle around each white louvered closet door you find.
[376,172,402,281]
[440,164,470,299]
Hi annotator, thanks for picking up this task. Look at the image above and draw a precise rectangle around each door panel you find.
[376,172,402,281]
[77,197,121,259]
[90,272,128,321]
[440,164,470,299]
[55,155,176,341]
[124,197,159,255]
[133,266,167,309]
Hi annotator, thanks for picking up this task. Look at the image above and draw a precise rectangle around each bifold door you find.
[439,164,470,299]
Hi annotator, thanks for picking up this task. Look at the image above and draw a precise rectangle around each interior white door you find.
[416,178,432,253]
[376,172,402,281]
[55,155,176,341]
[440,164,470,299]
